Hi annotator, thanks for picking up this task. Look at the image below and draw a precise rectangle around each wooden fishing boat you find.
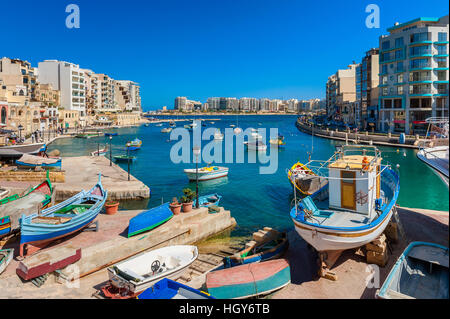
[113,155,136,162]
[184,166,229,181]
[269,135,286,148]
[206,258,291,299]
[0,216,11,238]
[16,245,81,280]
[90,146,108,156]
[102,245,198,299]
[290,145,400,253]
[287,161,328,196]
[0,248,14,275]
[19,174,107,256]
[127,202,173,237]
[126,138,142,151]
[15,154,62,169]
[0,173,53,231]
[223,228,288,268]
[137,278,214,299]
[376,241,449,299]
[193,193,222,208]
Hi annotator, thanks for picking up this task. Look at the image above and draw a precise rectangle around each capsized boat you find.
[223,228,288,268]
[128,202,173,237]
[19,174,107,256]
[91,146,108,156]
[0,248,14,275]
[114,154,136,162]
[137,278,215,299]
[206,258,291,299]
[127,138,142,151]
[287,161,328,196]
[15,154,62,169]
[376,242,449,299]
[103,245,198,299]
[0,173,53,230]
[290,145,400,253]
[184,166,229,181]
[193,193,222,207]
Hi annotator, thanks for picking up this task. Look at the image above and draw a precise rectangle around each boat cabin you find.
[327,147,382,216]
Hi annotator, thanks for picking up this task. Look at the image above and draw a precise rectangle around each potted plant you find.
[180,188,196,213]
[105,201,119,215]
[169,197,182,215]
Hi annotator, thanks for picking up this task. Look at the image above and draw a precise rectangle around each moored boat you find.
[137,278,215,299]
[91,146,108,156]
[206,258,291,299]
[289,145,400,253]
[0,248,14,275]
[103,245,198,298]
[113,155,136,162]
[193,193,222,207]
[19,174,107,256]
[128,202,173,237]
[184,166,229,181]
[127,138,142,151]
[287,161,328,196]
[214,129,224,140]
[376,242,449,299]
[75,133,102,139]
[104,132,118,137]
[161,127,172,133]
[223,228,288,268]
[269,135,286,148]
[244,141,267,151]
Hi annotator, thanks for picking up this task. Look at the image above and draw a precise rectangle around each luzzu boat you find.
[269,135,286,148]
[184,166,229,181]
[376,241,449,299]
[19,174,107,256]
[127,138,142,151]
[287,161,328,196]
[289,145,400,253]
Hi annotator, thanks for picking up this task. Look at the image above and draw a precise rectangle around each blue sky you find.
[1,0,448,110]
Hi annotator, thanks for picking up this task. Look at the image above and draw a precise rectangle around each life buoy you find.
[362,156,369,171]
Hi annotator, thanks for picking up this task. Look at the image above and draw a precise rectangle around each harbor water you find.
[48,115,449,236]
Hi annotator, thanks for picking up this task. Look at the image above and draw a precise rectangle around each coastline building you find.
[94,73,116,113]
[378,15,449,134]
[174,96,202,111]
[259,98,270,112]
[355,48,380,131]
[207,97,220,111]
[38,60,87,125]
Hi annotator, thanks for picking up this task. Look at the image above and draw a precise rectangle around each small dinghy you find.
[137,278,214,299]
[206,258,291,299]
[223,228,288,268]
[193,193,222,208]
[103,245,198,299]
[128,203,173,237]
[376,242,449,299]
[184,166,229,181]
[90,146,108,156]
[0,248,14,275]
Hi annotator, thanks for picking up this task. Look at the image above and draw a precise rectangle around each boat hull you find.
[137,278,214,299]
[184,169,229,181]
[0,248,14,275]
[127,203,173,237]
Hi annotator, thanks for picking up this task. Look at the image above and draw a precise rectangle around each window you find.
[397,86,403,95]
[410,45,431,56]
[437,46,447,55]
[397,61,403,72]
[411,32,429,43]
[382,40,390,50]
[383,87,388,96]
[382,76,388,84]
[395,37,404,47]
[435,57,447,68]
[384,99,392,108]
[410,58,430,69]
[438,32,447,42]
[381,64,388,74]
[398,74,404,83]
[437,71,447,81]
[395,50,403,59]
[394,99,402,108]
[381,52,392,62]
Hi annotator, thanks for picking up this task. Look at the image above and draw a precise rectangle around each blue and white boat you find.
[127,138,142,151]
[19,174,107,256]
[137,278,214,299]
[290,145,400,253]
[184,166,229,181]
[193,194,222,207]
[376,242,449,299]
[128,202,173,237]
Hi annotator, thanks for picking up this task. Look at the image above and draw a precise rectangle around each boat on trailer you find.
[287,161,328,196]
[102,245,198,299]
[137,278,214,299]
[19,174,107,256]
[184,166,229,181]
[289,145,400,254]
[376,241,448,299]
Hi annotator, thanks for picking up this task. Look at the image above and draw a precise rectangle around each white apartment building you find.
[259,98,270,111]
[38,60,86,118]
[378,15,449,134]
[207,97,220,111]
[116,80,141,112]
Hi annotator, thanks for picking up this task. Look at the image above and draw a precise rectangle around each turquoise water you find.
[48,115,449,236]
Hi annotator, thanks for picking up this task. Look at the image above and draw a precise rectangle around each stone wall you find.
[0,169,65,182]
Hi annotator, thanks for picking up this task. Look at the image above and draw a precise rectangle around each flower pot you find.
[169,203,182,215]
[105,201,119,215]
[182,202,193,213]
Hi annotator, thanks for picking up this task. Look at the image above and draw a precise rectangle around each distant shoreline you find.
[147,112,301,116]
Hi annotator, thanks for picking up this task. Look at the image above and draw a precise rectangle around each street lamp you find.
[109,135,113,166]
[18,124,23,142]
[193,146,201,209]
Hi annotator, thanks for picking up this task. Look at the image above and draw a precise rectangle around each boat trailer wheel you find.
[151,260,160,273]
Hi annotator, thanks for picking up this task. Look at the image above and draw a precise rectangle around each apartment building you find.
[94,73,117,112]
[174,96,202,111]
[259,98,270,112]
[116,80,141,112]
[38,60,86,119]
[355,48,380,130]
[378,15,449,134]
[34,83,60,107]
[207,97,220,111]
[0,57,37,107]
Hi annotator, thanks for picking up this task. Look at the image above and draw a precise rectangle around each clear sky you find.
[1,0,448,110]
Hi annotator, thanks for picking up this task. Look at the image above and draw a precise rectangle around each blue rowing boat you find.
[128,202,173,237]
[19,174,107,256]
[137,278,215,299]
[193,193,222,207]
[15,154,62,169]
[104,132,118,137]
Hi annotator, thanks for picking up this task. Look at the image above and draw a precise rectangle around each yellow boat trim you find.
[287,162,316,195]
